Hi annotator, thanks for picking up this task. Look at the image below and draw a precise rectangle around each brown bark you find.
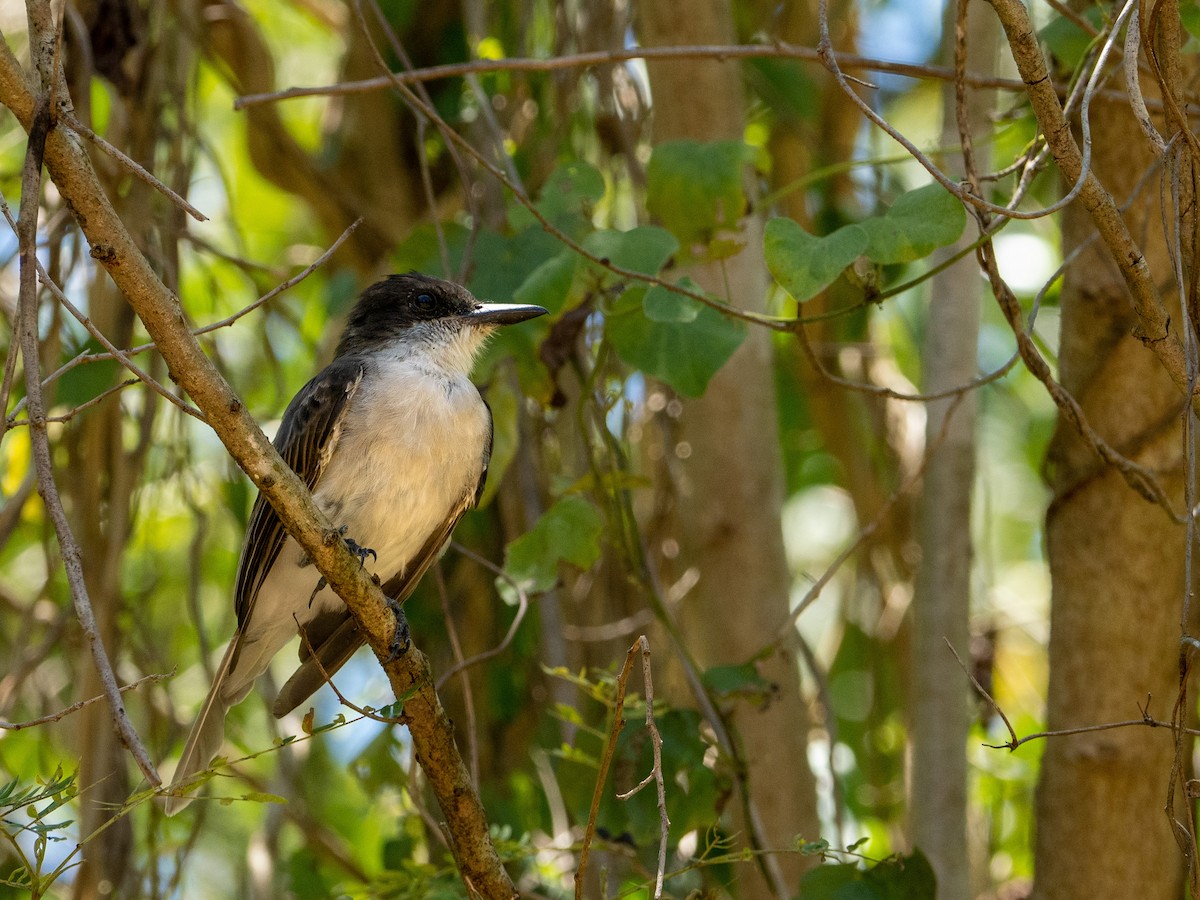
[910,5,995,897]
[637,2,820,896]
[1031,96,1188,900]
[0,28,515,899]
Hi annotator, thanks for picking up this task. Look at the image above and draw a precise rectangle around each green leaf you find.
[499,496,604,601]
[582,226,678,282]
[643,281,699,323]
[797,851,937,900]
[860,183,966,264]
[512,251,579,314]
[745,58,820,125]
[286,847,332,900]
[865,849,937,900]
[764,217,869,303]
[647,140,748,247]
[56,338,121,409]
[240,791,286,805]
[800,863,877,899]
[1039,10,1104,70]
[1183,0,1200,42]
[535,160,606,221]
[605,284,746,398]
[468,225,566,302]
[390,222,470,278]
[701,661,774,701]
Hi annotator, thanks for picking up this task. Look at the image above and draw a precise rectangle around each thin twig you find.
[232,42,1136,111]
[192,218,364,337]
[0,224,202,417]
[10,217,364,399]
[776,394,967,637]
[39,254,205,420]
[612,637,668,900]
[59,111,208,222]
[816,0,1135,222]
[435,542,531,690]
[1124,7,1169,154]
[0,673,170,731]
[6,378,138,426]
[985,0,1196,408]
[946,638,1200,749]
[292,613,404,725]
[13,22,159,784]
[575,639,639,900]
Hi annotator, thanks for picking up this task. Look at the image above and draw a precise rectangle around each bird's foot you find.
[307,528,377,607]
[338,525,377,568]
[308,576,327,607]
[345,538,377,568]
[386,597,411,663]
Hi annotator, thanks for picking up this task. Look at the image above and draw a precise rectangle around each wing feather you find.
[234,357,366,627]
[272,400,494,717]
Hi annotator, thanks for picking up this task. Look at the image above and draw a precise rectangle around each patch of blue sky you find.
[857,0,947,94]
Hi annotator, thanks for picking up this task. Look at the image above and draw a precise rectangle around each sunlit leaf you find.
[860,183,966,264]
[643,282,699,323]
[499,496,604,602]
[764,217,869,303]
[582,226,678,283]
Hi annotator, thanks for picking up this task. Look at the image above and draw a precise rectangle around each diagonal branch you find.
[984,0,1196,409]
[0,22,515,899]
[12,14,160,786]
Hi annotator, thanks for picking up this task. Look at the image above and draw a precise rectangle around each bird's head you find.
[335,273,547,372]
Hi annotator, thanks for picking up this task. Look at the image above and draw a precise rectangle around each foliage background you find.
[0,0,1193,898]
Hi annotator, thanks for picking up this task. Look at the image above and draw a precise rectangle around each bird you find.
[164,273,547,814]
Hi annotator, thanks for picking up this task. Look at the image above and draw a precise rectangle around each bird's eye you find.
[415,293,436,312]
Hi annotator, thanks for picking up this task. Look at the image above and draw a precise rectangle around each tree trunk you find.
[637,2,820,895]
[1031,96,1188,900]
[910,4,994,896]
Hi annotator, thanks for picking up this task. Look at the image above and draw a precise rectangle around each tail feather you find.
[164,636,243,816]
[273,617,364,717]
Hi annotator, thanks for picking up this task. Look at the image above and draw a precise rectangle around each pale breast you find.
[310,356,490,581]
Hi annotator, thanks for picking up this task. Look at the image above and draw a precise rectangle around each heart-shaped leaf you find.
[764,217,869,303]
[606,284,746,398]
[861,183,967,264]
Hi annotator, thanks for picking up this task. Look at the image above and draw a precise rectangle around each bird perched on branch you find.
[165,273,547,814]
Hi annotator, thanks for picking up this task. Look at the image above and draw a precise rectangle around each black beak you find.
[465,302,548,326]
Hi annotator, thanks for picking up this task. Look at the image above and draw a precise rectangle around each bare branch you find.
[575,639,639,900]
[12,9,159,785]
[59,111,208,222]
[232,42,1120,111]
[612,637,668,900]
[985,0,1197,408]
[0,673,170,731]
[0,29,514,896]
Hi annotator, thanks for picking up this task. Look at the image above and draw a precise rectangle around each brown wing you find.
[271,399,494,717]
[234,357,366,627]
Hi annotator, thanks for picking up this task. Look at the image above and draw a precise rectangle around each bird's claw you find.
[307,529,375,608]
[338,527,377,568]
[386,597,411,663]
[308,576,327,607]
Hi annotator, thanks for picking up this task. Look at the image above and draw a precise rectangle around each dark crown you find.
[335,273,480,356]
